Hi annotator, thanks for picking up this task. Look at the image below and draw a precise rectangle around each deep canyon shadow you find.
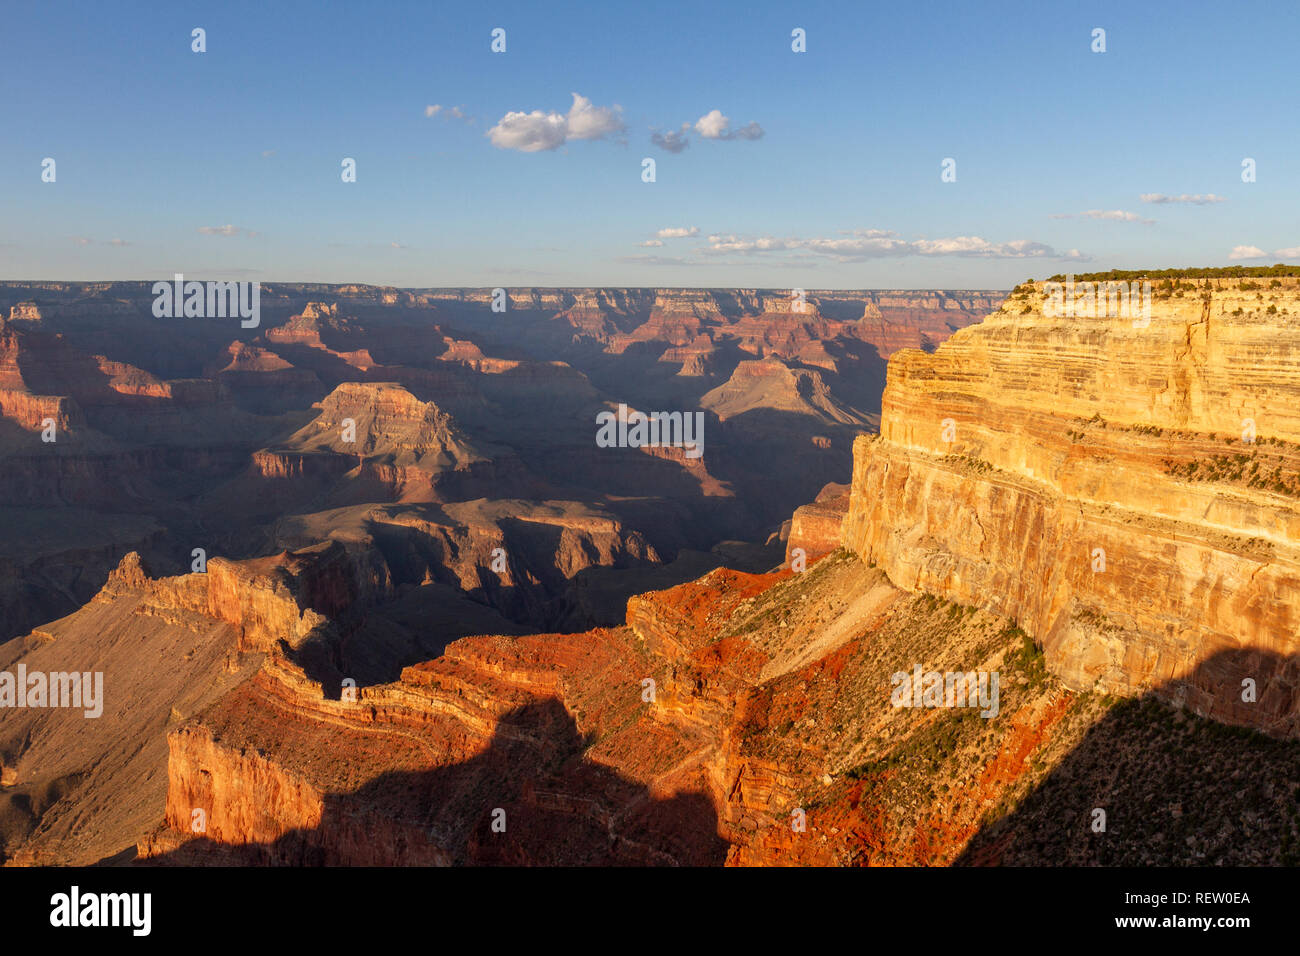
[141,697,729,866]
[957,646,1300,866]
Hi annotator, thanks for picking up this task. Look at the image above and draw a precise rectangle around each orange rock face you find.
[785,482,850,566]
[843,278,1300,734]
[132,549,1114,867]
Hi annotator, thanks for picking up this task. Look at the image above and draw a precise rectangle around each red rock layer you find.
[140,552,1098,867]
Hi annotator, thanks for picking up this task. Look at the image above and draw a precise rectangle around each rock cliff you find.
[139,547,1300,867]
[843,277,1300,734]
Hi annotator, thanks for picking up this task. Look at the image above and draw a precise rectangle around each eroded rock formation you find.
[843,277,1300,734]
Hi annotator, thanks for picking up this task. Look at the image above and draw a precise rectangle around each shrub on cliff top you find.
[1046,264,1300,282]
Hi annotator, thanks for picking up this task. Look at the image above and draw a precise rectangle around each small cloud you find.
[701,231,1086,262]
[489,110,567,152]
[261,149,277,158]
[1230,244,1300,260]
[427,104,470,122]
[913,236,1064,258]
[656,227,700,239]
[198,224,255,237]
[694,109,764,141]
[705,235,799,255]
[71,235,130,248]
[1080,209,1155,225]
[638,239,664,247]
[390,241,406,249]
[1228,245,1268,260]
[487,93,624,152]
[651,124,691,153]
[1140,193,1227,205]
[1054,210,1153,223]
[614,254,704,266]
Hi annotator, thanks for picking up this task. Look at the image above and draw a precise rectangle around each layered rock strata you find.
[843,278,1300,734]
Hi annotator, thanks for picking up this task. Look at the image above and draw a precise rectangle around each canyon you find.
[6,276,1300,867]
[0,283,992,643]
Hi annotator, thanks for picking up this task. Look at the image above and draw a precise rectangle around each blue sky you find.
[3,0,1298,288]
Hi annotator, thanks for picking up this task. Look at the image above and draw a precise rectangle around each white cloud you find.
[706,235,798,254]
[1053,210,1154,223]
[1229,244,1300,260]
[565,94,624,141]
[106,238,130,247]
[656,227,699,239]
[1080,209,1155,224]
[694,110,729,139]
[918,237,1064,258]
[427,104,469,122]
[693,109,764,141]
[1140,193,1227,205]
[72,236,92,246]
[696,231,1086,262]
[489,110,567,151]
[805,235,909,256]
[261,149,277,158]
[487,93,624,152]
[614,254,704,266]
[638,239,664,247]
[1228,245,1268,260]
[198,224,255,237]
[650,111,763,151]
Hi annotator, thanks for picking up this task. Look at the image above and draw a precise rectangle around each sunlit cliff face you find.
[844,278,1300,734]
